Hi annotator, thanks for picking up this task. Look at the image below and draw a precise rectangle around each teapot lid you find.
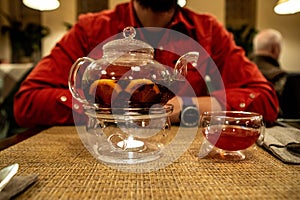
[103,27,154,58]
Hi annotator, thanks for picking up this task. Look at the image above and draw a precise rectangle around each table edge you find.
[0,127,47,151]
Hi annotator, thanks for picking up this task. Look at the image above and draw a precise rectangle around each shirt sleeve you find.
[14,19,90,128]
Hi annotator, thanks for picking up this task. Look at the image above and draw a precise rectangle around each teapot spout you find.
[174,51,199,79]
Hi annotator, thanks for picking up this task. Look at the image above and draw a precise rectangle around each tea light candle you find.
[117,136,144,149]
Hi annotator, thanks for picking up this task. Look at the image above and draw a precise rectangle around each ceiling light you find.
[23,0,60,11]
[177,0,187,7]
[274,0,300,15]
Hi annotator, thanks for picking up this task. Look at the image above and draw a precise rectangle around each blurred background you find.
[1,0,299,72]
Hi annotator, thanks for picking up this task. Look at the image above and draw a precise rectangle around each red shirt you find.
[14,2,279,127]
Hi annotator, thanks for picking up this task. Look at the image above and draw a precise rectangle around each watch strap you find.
[180,97,199,127]
[181,97,194,107]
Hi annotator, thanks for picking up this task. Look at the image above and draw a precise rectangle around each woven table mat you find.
[0,126,299,199]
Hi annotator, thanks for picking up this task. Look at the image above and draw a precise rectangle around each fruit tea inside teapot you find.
[69,26,199,109]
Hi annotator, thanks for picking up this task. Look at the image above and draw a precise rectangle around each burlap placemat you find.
[0,126,299,199]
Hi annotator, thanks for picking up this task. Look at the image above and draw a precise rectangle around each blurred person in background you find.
[251,29,287,97]
[250,29,300,118]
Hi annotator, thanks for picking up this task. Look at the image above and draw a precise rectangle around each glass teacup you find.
[199,111,265,161]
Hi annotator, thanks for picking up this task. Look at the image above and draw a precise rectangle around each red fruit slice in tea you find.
[89,79,122,106]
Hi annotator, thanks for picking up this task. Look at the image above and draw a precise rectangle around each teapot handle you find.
[68,57,94,103]
[174,51,199,79]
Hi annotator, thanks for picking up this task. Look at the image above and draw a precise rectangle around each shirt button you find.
[249,93,255,99]
[239,102,246,108]
[60,96,67,102]
[73,104,80,110]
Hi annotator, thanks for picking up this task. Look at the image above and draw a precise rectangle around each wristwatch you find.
[180,97,200,127]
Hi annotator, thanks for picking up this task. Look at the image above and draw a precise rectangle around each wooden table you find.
[0,126,299,199]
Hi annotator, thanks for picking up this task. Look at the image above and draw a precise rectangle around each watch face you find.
[181,106,199,127]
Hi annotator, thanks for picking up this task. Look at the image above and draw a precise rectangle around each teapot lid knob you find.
[123,26,136,39]
[102,26,154,58]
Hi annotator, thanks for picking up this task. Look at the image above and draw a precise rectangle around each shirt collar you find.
[255,55,280,67]
[127,1,195,31]
[168,7,195,31]
[116,1,140,32]
[129,1,142,28]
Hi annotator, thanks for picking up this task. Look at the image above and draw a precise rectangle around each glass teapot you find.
[68,26,199,109]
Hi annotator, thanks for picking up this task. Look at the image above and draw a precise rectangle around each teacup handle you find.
[68,57,94,103]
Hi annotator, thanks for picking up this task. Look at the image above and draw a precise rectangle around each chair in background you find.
[0,66,33,138]
[279,73,300,119]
